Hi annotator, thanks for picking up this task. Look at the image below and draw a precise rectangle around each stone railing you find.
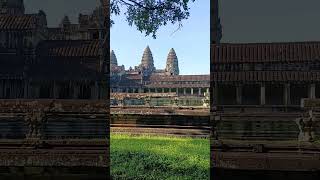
[111,92,209,107]
[0,99,109,167]
[212,98,320,143]
[0,99,108,139]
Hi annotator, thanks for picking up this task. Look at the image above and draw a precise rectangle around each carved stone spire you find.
[110,50,118,66]
[60,15,71,28]
[140,46,155,71]
[165,48,179,76]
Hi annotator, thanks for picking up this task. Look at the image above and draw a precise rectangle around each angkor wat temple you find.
[110,46,209,104]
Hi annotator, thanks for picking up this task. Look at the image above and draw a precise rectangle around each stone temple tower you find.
[165,48,179,76]
[110,50,118,66]
[0,0,25,15]
[140,46,155,72]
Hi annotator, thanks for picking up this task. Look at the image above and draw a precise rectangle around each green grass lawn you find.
[111,133,210,180]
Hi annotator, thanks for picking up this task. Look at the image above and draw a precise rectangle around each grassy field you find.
[111,133,210,180]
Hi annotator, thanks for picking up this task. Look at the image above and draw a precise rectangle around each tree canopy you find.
[110,0,196,38]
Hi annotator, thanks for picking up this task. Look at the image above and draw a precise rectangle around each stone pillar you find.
[126,88,129,93]
[73,84,79,99]
[35,85,40,98]
[310,84,316,99]
[183,88,186,95]
[148,88,151,93]
[198,88,202,96]
[0,80,4,98]
[191,88,194,95]
[53,81,58,99]
[213,83,218,105]
[90,82,98,99]
[260,84,266,105]
[162,88,165,93]
[95,82,99,99]
[155,88,158,93]
[284,83,291,105]
[169,88,172,93]
[0,80,3,98]
[236,85,242,105]
[24,81,28,98]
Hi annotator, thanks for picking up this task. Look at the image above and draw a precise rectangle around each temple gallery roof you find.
[150,74,209,82]
[0,14,38,30]
[37,40,100,57]
[212,42,320,64]
[212,71,320,82]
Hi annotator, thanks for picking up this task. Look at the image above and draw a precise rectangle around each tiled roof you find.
[150,75,210,82]
[212,42,320,64]
[0,15,38,30]
[146,84,209,88]
[212,71,320,82]
[37,40,100,57]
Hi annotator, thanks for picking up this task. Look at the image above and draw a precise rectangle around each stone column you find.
[73,84,79,99]
[169,88,172,93]
[176,88,179,95]
[260,83,266,105]
[95,82,99,99]
[236,85,242,105]
[90,82,98,99]
[24,80,28,98]
[35,85,40,98]
[155,88,158,93]
[0,80,4,98]
[198,88,202,96]
[284,83,291,105]
[213,83,218,105]
[53,81,58,99]
[0,80,3,98]
[12,81,15,98]
[148,88,151,93]
[309,84,316,99]
[183,88,186,95]
[191,88,194,95]
[162,88,165,93]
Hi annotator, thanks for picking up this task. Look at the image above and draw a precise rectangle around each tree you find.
[110,0,196,38]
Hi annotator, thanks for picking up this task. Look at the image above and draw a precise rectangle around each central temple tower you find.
[140,46,155,76]
[165,48,179,76]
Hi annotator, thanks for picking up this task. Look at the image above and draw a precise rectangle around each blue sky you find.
[111,1,210,75]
